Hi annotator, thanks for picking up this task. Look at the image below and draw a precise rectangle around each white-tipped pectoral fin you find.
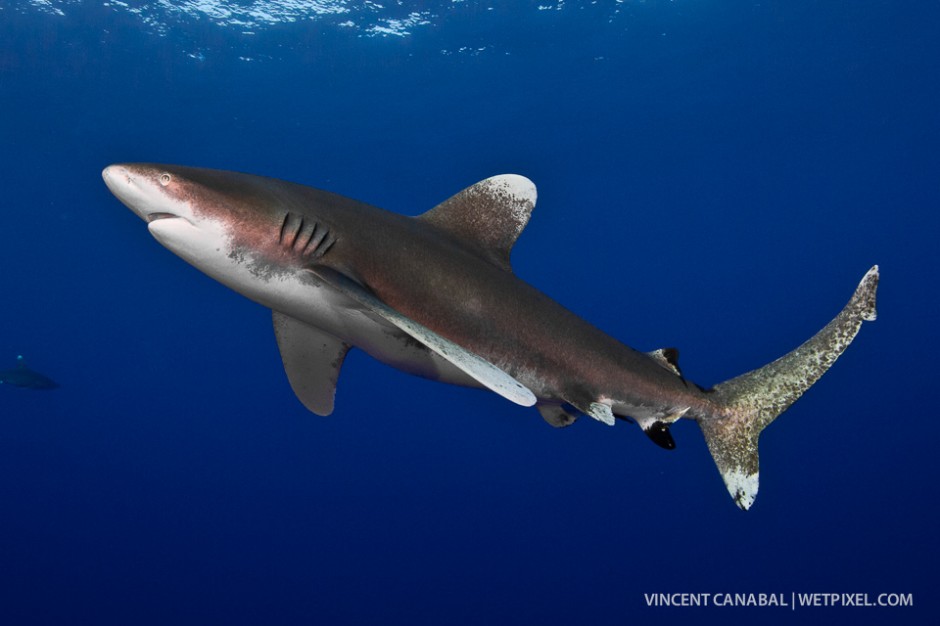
[307,266,537,408]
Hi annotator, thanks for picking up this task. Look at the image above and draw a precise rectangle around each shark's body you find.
[103,164,878,509]
[0,356,58,390]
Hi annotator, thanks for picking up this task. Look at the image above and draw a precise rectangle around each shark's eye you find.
[159,173,172,186]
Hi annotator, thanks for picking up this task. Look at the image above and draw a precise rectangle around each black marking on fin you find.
[643,421,676,450]
[660,348,681,375]
[648,347,683,378]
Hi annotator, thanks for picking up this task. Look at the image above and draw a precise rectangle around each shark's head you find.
[105,163,239,252]
[103,163,279,252]
[103,163,338,310]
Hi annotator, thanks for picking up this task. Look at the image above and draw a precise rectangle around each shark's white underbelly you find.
[223,259,480,388]
[149,216,484,390]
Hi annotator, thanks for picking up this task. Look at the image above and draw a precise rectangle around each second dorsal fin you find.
[647,347,683,377]
[418,174,536,271]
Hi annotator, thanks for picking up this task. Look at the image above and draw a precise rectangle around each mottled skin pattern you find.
[700,267,879,508]
[103,164,878,509]
[339,205,713,416]
[119,164,714,419]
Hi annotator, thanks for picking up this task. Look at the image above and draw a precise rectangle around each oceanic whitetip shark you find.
[103,164,878,509]
[0,355,58,389]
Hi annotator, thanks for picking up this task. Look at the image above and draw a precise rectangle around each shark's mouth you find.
[147,212,179,223]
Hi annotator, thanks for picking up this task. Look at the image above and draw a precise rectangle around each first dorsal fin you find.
[418,174,536,271]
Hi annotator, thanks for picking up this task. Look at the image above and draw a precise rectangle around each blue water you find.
[2,1,937,624]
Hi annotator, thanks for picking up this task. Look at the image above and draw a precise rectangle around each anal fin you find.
[273,311,350,416]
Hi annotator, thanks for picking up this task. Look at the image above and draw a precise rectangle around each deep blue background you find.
[1,1,937,624]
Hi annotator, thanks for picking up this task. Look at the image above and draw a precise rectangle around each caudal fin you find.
[699,266,879,510]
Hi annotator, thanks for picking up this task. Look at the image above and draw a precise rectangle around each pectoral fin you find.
[273,311,351,416]
[308,266,537,408]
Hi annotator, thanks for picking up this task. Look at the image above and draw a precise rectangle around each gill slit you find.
[281,212,337,261]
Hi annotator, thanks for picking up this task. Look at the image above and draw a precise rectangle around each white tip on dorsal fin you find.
[418,174,536,272]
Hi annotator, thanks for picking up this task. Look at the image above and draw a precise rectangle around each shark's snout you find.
[103,164,147,221]
[102,164,132,196]
[103,163,182,223]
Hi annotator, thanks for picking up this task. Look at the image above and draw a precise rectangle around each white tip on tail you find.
[699,266,879,510]
[724,469,760,511]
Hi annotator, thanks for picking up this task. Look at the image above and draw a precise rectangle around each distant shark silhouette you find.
[103,163,878,510]
[0,356,58,389]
